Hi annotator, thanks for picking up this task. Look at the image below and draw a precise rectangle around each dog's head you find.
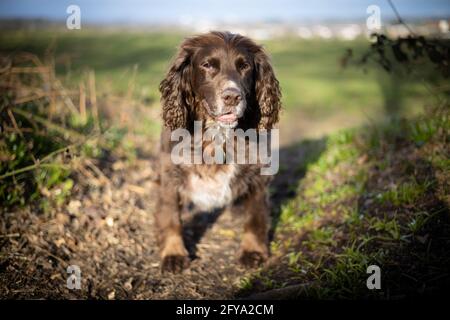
[160,31,281,130]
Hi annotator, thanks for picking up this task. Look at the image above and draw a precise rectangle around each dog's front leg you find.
[238,190,270,268]
[155,158,189,273]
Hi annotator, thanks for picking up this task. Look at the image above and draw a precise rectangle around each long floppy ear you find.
[254,49,282,129]
[159,45,194,130]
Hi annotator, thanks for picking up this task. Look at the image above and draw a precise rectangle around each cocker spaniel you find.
[156,31,281,273]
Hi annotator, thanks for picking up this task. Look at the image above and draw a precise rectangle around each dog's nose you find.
[221,88,242,107]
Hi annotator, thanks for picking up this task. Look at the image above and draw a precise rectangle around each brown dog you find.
[156,31,281,273]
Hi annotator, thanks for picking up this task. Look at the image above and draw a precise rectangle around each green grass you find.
[0,30,437,119]
[237,107,449,299]
[377,180,429,207]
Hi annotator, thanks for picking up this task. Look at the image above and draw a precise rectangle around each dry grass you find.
[0,52,160,210]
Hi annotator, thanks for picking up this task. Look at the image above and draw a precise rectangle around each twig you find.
[13,53,78,115]
[79,81,87,124]
[13,91,47,105]
[0,57,12,74]
[0,233,20,238]
[7,108,38,164]
[0,253,29,261]
[387,0,416,36]
[77,164,102,186]
[89,71,100,131]
[39,135,98,163]
[0,131,103,180]
[9,66,50,74]
[125,184,147,195]
[0,163,69,180]
[11,107,86,141]
[53,76,80,115]
[84,158,110,184]
[33,245,67,266]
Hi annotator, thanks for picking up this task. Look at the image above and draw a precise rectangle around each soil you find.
[0,153,265,298]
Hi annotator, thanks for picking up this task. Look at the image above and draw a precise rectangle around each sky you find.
[0,0,449,24]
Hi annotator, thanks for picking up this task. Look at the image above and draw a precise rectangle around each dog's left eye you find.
[239,62,250,71]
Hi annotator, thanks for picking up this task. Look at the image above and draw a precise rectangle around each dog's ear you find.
[159,43,194,130]
[254,48,282,130]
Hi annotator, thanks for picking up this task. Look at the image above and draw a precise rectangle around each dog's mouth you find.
[216,111,240,129]
[217,112,238,124]
[202,100,242,128]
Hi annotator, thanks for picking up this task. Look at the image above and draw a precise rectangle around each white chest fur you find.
[186,165,236,212]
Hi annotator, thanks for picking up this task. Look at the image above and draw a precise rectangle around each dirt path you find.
[0,153,267,299]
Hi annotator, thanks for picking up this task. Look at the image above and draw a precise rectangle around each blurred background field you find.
[0,29,439,143]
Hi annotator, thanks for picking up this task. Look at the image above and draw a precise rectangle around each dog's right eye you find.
[201,61,212,69]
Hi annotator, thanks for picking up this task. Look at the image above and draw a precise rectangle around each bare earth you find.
[0,154,273,299]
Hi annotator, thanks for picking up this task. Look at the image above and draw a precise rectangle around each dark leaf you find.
[392,43,409,63]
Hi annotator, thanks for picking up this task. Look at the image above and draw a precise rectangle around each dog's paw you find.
[161,255,190,273]
[238,250,267,268]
